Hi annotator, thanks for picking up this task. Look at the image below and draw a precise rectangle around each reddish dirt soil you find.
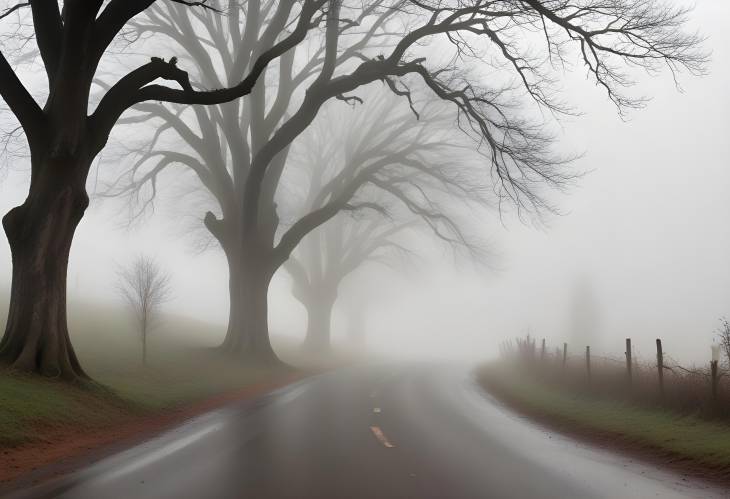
[0,372,305,488]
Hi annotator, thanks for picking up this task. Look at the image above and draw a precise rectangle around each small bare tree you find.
[116,255,171,366]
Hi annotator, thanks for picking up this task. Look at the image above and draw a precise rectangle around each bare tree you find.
[0,0,706,376]
[103,2,415,363]
[106,0,704,366]
[0,0,328,379]
[284,90,489,352]
[116,255,171,366]
[286,216,415,352]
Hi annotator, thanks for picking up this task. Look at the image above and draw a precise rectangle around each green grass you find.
[0,298,300,448]
[89,352,281,410]
[0,375,77,447]
[0,374,133,447]
[0,292,368,450]
[0,353,290,447]
[478,364,730,470]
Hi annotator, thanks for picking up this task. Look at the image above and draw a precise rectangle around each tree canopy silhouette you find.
[0,0,706,377]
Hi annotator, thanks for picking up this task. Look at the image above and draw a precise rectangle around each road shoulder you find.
[0,370,306,491]
[476,364,730,490]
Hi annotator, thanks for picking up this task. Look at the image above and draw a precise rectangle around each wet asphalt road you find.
[4,364,727,499]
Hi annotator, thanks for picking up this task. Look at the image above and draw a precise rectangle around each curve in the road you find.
[3,364,727,499]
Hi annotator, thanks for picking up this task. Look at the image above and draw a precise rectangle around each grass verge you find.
[0,374,125,448]
[0,296,366,485]
[477,363,730,482]
[0,352,304,485]
[0,352,291,449]
[0,305,313,486]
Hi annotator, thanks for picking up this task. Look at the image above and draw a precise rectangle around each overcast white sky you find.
[0,0,727,365]
[370,0,730,364]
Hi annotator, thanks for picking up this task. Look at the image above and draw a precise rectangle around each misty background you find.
[0,0,727,365]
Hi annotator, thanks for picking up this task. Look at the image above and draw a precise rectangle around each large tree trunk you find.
[303,290,336,353]
[220,248,280,365]
[0,155,90,380]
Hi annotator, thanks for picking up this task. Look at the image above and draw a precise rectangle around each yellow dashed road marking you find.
[370,425,395,448]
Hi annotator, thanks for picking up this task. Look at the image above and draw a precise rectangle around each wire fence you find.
[499,335,730,419]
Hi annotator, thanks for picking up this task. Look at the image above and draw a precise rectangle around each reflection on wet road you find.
[5,365,726,499]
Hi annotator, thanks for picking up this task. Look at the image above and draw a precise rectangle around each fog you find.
[0,0,727,366]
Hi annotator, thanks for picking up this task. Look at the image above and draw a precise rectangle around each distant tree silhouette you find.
[569,275,600,348]
[284,91,488,352]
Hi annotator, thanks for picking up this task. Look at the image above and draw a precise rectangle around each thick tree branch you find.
[94,0,157,60]
[0,50,43,140]
[91,0,325,147]
[29,0,62,85]
[0,2,28,21]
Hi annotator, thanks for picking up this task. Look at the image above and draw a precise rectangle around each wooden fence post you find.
[586,346,591,385]
[656,338,664,398]
[625,338,632,386]
[711,360,719,405]
[711,344,721,410]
